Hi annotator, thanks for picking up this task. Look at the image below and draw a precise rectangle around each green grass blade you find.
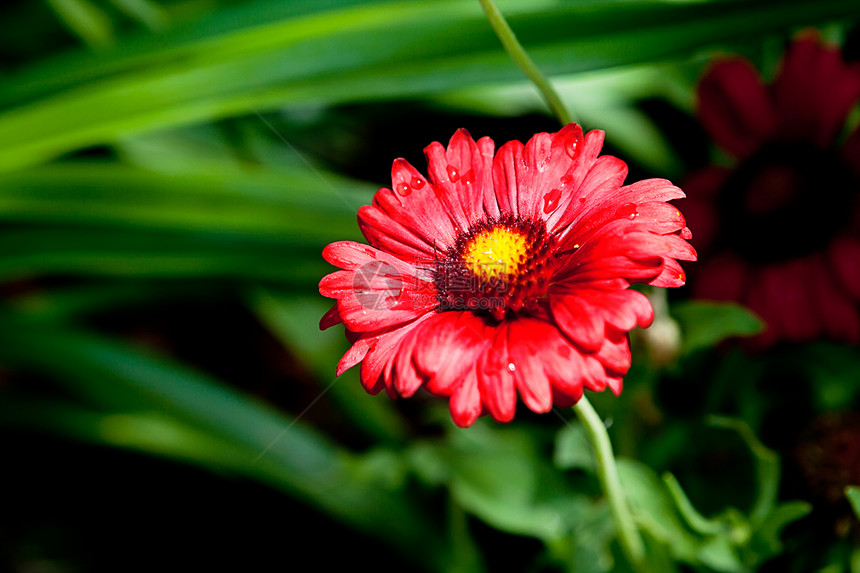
[0,314,445,565]
[0,0,855,171]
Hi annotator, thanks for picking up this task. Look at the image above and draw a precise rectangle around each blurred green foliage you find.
[1,0,859,571]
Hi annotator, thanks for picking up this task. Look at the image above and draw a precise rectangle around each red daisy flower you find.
[319,123,695,427]
[684,32,860,347]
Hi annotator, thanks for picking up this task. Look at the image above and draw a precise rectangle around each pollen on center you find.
[462,226,529,282]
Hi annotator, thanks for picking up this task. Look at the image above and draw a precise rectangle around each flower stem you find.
[477,0,573,126]
[573,395,647,571]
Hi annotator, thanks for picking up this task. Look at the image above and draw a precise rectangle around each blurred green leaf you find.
[0,312,446,567]
[672,301,765,355]
[554,421,597,472]
[437,65,693,176]
[616,458,701,564]
[746,500,811,563]
[248,289,409,442]
[1,0,857,171]
[662,472,724,536]
[708,416,779,526]
[803,344,860,410]
[410,423,595,543]
[0,226,329,284]
[445,498,488,573]
[46,0,115,49]
[847,486,860,519]
[0,161,369,235]
[8,280,210,321]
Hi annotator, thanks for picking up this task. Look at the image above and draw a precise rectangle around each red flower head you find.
[320,123,695,427]
[684,32,860,347]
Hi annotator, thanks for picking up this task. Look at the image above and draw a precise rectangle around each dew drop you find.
[411,176,425,189]
[543,188,562,214]
[507,362,517,373]
[446,165,460,182]
[462,169,475,185]
[396,182,412,197]
[564,138,580,160]
[560,174,573,187]
[578,197,586,203]
[616,202,638,220]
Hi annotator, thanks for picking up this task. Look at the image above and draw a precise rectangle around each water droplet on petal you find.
[447,165,460,182]
[564,138,580,160]
[396,182,412,196]
[507,362,516,373]
[543,188,562,214]
[616,202,638,220]
[411,176,425,189]
[462,169,475,185]
[560,174,573,187]
[578,197,586,203]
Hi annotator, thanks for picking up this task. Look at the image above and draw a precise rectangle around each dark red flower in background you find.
[684,33,860,347]
[320,124,695,427]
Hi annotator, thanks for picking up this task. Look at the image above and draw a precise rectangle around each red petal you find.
[320,242,437,333]
[319,304,343,330]
[491,139,524,218]
[697,58,776,159]
[773,33,860,148]
[359,316,431,394]
[408,312,490,396]
[594,329,632,376]
[424,129,497,229]
[477,325,518,423]
[336,337,374,378]
[830,237,860,299]
[507,319,568,413]
[449,368,482,428]
[357,204,436,261]
[811,254,860,342]
[549,294,605,352]
[555,155,629,244]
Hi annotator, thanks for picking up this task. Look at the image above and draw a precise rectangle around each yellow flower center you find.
[462,227,529,282]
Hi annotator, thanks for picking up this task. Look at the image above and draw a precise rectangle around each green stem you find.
[573,395,647,571]
[477,0,573,126]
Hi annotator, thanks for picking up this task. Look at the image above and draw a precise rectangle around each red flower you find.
[685,33,860,347]
[320,123,695,427]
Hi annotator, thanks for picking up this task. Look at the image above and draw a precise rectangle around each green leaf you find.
[662,472,724,536]
[708,416,779,526]
[0,312,445,566]
[1,0,857,171]
[554,421,597,472]
[618,459,747,572]
[616,458,700,563]
[746,500,812,562]
[672,301,765,355]
[46,0,115,49]
[0,161,369,236]
[247,289,409,442]
[410,423,594,542]
[802,343,860,410]
[847,486,860,519]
